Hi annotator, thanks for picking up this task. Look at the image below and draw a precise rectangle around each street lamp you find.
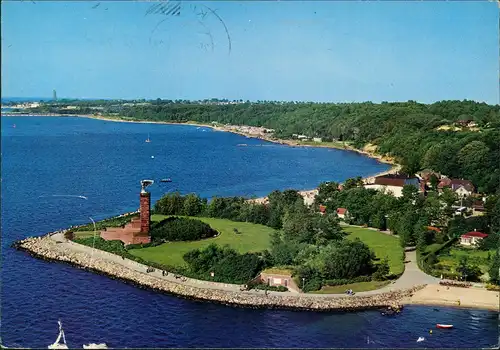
[89,217,96,265]
[302,277,305,292]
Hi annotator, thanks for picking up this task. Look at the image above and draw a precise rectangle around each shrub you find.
[251,284,288,292]
[323,276,372,286]
[301,278,323,292]
[150,217,218,242]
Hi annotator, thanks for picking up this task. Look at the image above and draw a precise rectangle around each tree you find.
[320,239,375,279]
[343,177,363,190]
[446,216,468,238]
[488,251,500,284]
[373,256,390,281]
[429,174,440,191]
[183,193,204,216]
[457,141,490,176]
[455,256,482,282]
[311,213,346,245]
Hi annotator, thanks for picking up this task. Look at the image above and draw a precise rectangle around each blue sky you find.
[1,1,498,104]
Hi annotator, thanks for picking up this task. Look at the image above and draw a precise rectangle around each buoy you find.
[429,330,433,334]
[151,156,155,159]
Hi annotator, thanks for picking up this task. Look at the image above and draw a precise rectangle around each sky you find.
[1,1,499,104]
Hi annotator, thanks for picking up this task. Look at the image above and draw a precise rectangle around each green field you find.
[129,215,274,267]
[310,281,390,294]
[343,226,404,276]
[437,246,494,275]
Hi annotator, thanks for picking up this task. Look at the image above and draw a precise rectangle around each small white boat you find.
[83,343,108,349]
[48,320,68,349]
[145,133,151,143]
[417,336,425,343]
[436,324,454,329]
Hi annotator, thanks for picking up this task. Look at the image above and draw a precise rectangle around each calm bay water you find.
[1,116,498,348]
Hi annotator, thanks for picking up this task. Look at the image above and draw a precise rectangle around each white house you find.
[460,231,488,247]
[364,174,421,198]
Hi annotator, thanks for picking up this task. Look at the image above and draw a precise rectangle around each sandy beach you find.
[407,284,499,311]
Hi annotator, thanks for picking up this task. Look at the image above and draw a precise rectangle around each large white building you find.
[364,174,421,198]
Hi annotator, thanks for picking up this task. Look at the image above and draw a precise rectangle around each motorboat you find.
[436,324,454,329]
[160,178,172,183]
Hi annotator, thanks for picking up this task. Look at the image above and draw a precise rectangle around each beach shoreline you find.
[405,284,499,312]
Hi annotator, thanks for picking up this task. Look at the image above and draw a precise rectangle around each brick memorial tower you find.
[140,186,151,234]
[99,180,153,245]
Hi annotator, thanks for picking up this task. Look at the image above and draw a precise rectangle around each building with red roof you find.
[336,207,348,219]
[460,231,488,247]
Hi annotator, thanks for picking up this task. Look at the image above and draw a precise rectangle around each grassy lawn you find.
[437,246,494,274]
[128,215,274,267]
[343,226,404,276]
[72,231,97,239]
[310,281,390,294]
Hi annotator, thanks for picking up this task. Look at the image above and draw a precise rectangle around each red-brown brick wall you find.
[140,192,151,234]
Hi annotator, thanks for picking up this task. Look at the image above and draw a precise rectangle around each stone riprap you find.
[13,234,425,312]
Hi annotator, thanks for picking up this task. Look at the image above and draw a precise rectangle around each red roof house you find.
[460,231,488,247]
[319,205,327,214]
[438,178,475,195]
[336,208,348,219]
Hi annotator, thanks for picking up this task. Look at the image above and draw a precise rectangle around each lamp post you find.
[89,217,96,265]
[302,277,305,292]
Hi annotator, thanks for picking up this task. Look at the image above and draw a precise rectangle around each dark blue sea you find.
[1,116,498,348]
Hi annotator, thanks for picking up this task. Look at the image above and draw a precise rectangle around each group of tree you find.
[154,189,390,290]
[183,244,265,284]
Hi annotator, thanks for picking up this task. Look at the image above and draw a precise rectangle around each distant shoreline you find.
[4,113,400,203]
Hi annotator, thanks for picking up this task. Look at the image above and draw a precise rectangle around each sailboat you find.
[47,320,108,349]
[48,320,68,349]
[145,133,151,143]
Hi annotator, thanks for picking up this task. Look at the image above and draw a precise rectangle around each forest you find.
[117,100,500,194]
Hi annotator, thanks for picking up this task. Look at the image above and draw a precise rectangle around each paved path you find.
[51,233,439,298]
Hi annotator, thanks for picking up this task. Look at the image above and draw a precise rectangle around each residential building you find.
[460,231,488,247]
[319,205,327,215]
[336,208,348,219]
[438,178,475,197]
[364,174,420,198]
[312,137,322,142]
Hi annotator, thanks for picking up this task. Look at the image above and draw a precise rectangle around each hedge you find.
[323,276,372,286]
[150,217,218,242]
[251,284,288,292]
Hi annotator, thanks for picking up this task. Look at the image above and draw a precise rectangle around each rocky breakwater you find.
[14,235,425,312]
